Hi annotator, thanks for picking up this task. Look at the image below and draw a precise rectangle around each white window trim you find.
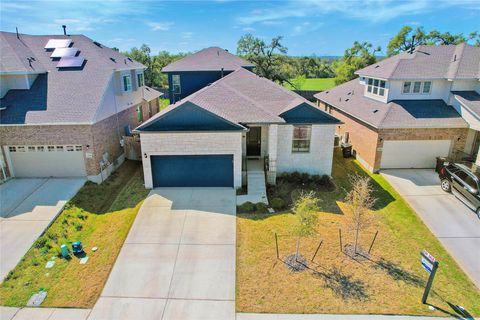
[366,77,386,97]
[137,72,145,87]
[402,81,432,95]
[172,74,181,94]
[292,125,312,153]
[123,74,132,92]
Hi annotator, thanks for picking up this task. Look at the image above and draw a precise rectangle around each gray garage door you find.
[7,145,86,178]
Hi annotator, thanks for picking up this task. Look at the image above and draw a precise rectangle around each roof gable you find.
[136,101,245,132]
[162,47,254,72]
[280,102,341,124]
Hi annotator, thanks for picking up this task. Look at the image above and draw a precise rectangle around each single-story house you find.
[135,68,341,188]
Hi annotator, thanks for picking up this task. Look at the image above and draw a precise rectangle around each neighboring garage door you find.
[151,155,233,187]
[380,140,451,169]
[7,145,86,178]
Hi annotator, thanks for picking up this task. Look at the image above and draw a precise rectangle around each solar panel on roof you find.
[44,39,73,49]
[50,47,78,58]
[57,56,85,68]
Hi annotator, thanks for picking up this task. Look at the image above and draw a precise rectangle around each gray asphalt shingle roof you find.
[356,44,480,80]
[0,31,147,125]
[452,91,480,118]
[137,68,340,130]
[315,79,467,129]
[162,47,254,72]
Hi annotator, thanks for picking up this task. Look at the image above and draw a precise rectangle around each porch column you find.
[267,124,278,185]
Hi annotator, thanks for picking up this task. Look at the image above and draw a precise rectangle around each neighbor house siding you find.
[167,71,229,103]
[377,127,468,170]
[318,101,469,172]
[275,124,335,176]
[0,100,159,180]
[321,102,380,172]
[140,131,243,188]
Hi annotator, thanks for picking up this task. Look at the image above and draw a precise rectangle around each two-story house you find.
[0,31,162,183]
[162,47,254,103]
[315,44,480,172]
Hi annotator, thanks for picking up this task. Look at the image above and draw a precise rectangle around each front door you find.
[247,127,261,157]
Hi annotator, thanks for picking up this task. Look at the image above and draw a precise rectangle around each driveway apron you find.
[89,187,236,320]
[381,169,480,288]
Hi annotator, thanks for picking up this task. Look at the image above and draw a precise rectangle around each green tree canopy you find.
[332,41,380,85]
[237,34,291,84]
[387,26,480,56]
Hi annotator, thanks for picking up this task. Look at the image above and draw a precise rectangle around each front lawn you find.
[284,78,336,91]
[0,161,149,308]
[237,151,480,316]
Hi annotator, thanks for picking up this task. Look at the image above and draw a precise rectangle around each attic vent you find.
[325,91,329,94]
[110,57,116,63]
[93,41,102,48]
[347,92,351,95]
[374,65,380,68]
[127,57,133,62]
[345,98,349,102]
[373,109,379,113]
[453,54,457,62]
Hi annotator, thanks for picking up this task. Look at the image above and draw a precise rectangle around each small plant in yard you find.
[286,191,319,271]
[344,174,377,256]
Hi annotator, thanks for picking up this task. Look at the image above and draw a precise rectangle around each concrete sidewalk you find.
[381,169,480,288]
[0,306,91,320]
[237,159,268,205]
[88,187,236,320]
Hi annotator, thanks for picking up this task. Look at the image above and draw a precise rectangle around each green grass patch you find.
[159,98,170,110]
[284,78,336,91]
[0,160,149,308]
[237,150,480,316]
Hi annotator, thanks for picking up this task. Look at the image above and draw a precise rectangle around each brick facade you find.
[318,101,469,172]
[0,98,160,179]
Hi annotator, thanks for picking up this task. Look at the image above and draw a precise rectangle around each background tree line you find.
[124,26,479,90]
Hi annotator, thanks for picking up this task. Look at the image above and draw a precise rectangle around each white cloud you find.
[181,32,193,39]
[236,0,480,24]
[147,22,174,31]
[242,27,256,32]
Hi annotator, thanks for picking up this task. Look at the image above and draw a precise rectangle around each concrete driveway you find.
[89,187,236,320]
[381,169,480,288]
[0,178,85,281]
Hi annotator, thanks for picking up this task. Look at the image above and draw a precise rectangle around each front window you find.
[123,75,132,92]
[423,81,432,93]
[413,81,421,93]
[292,125,311,153]
[403,81,432,94]
[137,73,145,87]
[366,78,386,96]
[172,74,181,94]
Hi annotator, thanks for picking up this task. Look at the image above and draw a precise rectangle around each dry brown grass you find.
[236,152,480,316]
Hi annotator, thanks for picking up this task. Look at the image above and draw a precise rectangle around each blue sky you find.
[1,0,479,56]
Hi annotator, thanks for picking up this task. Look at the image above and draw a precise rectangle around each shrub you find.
[73,222,83,231]
[46,231,58,241]
[320,175,331,185]
[270,197,286,210]
[291,189,303,204]
[238,201,255,213]
[34,237,48,249]
[254,202,268,214]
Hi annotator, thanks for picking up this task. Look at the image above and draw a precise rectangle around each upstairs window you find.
[292,125,311,153]
[137,73,145,87]
[403,81,432,94]
[366,78,386,96]
[172,74,181,94]
[123,75,132,92]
